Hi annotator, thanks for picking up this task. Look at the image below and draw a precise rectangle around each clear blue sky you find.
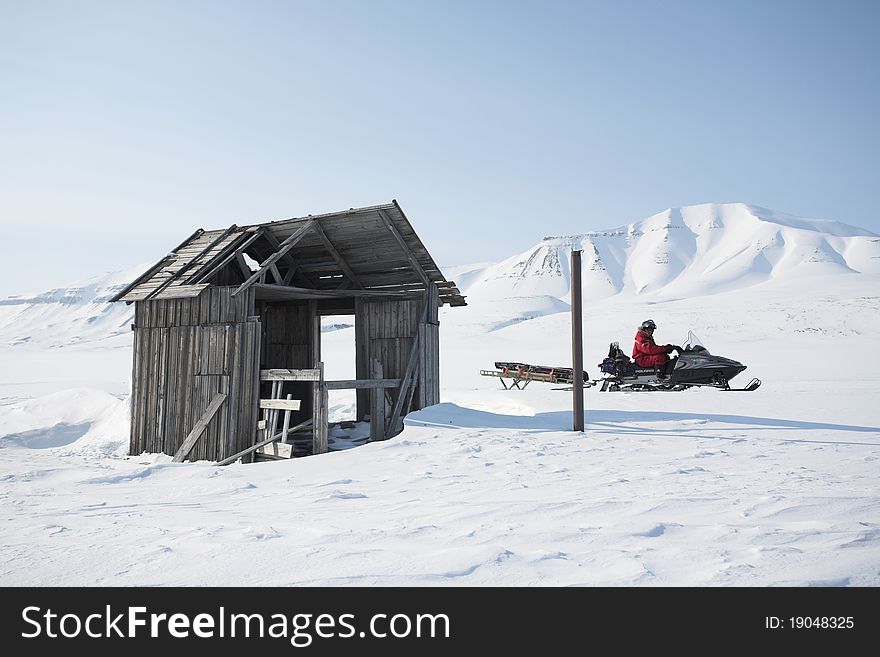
[1,0,878,295]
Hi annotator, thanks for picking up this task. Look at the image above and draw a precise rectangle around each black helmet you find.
[640,319,656,331]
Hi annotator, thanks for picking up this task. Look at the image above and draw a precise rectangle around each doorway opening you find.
[320,314,356,423]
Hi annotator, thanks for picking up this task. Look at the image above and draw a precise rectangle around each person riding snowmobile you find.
[632,320,678,375]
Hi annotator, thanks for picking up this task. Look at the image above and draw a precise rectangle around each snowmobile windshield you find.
[683,330,710,354]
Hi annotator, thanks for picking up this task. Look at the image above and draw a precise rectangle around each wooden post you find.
[280,393,293,444]
[369,359,385,442]
[312,362,328,454]
[571,250,584,432]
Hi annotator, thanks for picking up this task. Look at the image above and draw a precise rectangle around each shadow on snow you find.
[408,403,880,446]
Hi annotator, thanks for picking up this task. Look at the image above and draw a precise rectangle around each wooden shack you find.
[111,201,466,464]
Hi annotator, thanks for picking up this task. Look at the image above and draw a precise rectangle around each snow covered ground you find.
[1,204,879,586]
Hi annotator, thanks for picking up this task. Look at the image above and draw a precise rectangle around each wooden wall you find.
[258,300,316,426]
[354,284,440,431]
[130,286,260,462]
[130,283,442,461]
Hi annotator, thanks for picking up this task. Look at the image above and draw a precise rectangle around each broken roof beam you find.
[234,251,253,280]
[311,221,364,289]
[232,219,315,297]
[260,227,319,288]
[187,228,262,284]
[144,224,238,301]
[377,209,431,286]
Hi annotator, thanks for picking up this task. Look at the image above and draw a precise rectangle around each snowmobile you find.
[482,361,593,389]
[597,330,761,392]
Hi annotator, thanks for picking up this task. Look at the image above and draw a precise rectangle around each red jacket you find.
[632,329,670,367]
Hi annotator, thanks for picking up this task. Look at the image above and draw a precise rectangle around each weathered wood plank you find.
[385,298,429,439]
[312,220,364,289]
[186,230,260,285]
[311,362,327,454]
[259,399,302,411]
[258,441,293,458]
[172,393,227,463]
[144,225,238,301]
[248,318,262,463]
[233,219,315,297]
[216,418,312,466]
[260,368,322,381]
[280,393,293,445]
[324,378,401,390]
[418,322,427,409]
[317,381,328,454]
[379,209,431,286]
[369,360,385,443]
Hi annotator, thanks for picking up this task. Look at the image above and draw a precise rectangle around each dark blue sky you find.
[1,0,878,294]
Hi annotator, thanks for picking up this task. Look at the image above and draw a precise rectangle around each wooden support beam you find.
[259,399,302,411]
[324,378,401,390]
[261,228,317,288]
[233,220,315,297]
[260,368,322,381]
[312,220,364,289]
[312,362,328,454]
[251,284,422,300]
[172,393,227,463]
[378,209,431,286]
[269,263,283,285]
[234,251,253,279]
[282,265,298,285]
[216,419,313,466]
[369,360,385,443]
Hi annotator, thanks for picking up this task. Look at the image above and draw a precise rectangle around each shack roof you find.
[111,201,466,306]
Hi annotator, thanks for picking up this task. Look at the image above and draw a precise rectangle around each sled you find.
[481,361,593,390]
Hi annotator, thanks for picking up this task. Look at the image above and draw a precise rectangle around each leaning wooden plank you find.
[172,393,227,463]
[259,399,302,411]
[385,299,429,438]
[260,368,322,381]
[232,219,315,297]
[216,419,312,466]
[280,394,293,445]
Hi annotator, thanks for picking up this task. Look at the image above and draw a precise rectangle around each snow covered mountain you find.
[465,203,880,302]
[2,202,879,349]
[0,265,145,349]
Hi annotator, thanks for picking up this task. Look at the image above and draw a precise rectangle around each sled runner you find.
[481,361,594,390]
